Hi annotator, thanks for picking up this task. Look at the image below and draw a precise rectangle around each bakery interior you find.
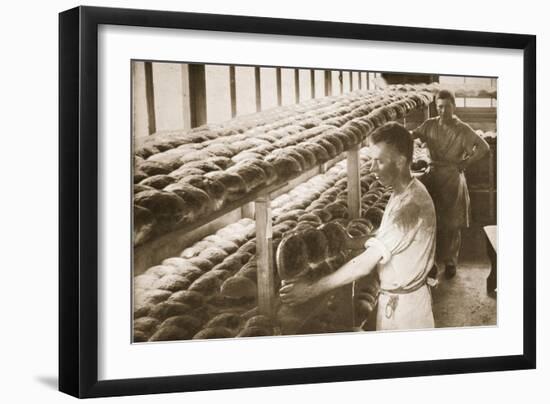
[132,63,497,342]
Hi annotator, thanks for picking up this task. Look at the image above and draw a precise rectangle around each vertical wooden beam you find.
[347,144,361,329]
[188,64,207,128]
[367,72,370,90]
[294,68,300,104]
[181,64,192,130]
[229,65,237,117]
[144,61,156,135]
[254,66,262,112]
[349,71,353,91]
[310,70,315,99]
[276,67,282,106]
[339,71,343,94]
[347,144,361,219]
[324,70,332,97]
[358,72,362,89]
[256,195,274,317]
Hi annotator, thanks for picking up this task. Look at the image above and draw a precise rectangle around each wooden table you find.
[483,225,497,294]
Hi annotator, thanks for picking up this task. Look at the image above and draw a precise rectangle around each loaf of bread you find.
[137,160,173,176]
[163,182,213,218]
[301,228,328,263]
[220,276,257,299]
[167,290,204,308]
[133,184,156,194]
[160,314,202,334]
[134,316,160,336]
[152,274,191,292]
[236,326,271,337]
[277,232,309,280]
[192,326,234,339]
[186,257,214,272]
[134,189,187,225]
[134,205,156,245]
[188,272,223,295]
[149,302,191,320]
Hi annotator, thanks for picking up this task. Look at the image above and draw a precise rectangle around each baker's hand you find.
[279,279,317,306]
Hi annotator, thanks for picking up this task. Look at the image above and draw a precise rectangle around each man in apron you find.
[412,90,490,279]
[280,122,437,331]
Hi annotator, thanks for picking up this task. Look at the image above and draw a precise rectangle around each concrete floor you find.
[431,225,497,328]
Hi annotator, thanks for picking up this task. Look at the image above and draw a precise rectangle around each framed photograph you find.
[59,6,536,398]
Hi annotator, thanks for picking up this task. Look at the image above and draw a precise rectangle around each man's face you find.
[436,97,455,122]
[368,142,401,187]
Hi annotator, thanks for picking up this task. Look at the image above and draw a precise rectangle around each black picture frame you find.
[59,5,536,399]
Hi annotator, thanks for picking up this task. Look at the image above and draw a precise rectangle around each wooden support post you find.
[276,67,282,106]
[347,144,361,328]
[254,66,261,112]
[310,70,315,99]
[241,202,255,219]
[339,71,343,94]
[324,70,332,96]
[188,64,207,128]
[349,71,353,91]
[294,68,300,104]
[367,72,370,90]
[358,72,362,89]
[347,144,361,219]
[181,65,192,130]
[229,65,237,117]
[144,61,156,135]
[256,195,275,318]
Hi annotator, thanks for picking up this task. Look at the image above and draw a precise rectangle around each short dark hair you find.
[370,122,413,163]
[435,89,456,106]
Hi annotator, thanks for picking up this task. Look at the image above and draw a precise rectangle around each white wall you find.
[1,0,547,403]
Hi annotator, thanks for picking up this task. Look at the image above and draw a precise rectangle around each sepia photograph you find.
[131,61,497,343]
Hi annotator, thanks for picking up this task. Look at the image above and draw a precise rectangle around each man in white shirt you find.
[279,122,437,330]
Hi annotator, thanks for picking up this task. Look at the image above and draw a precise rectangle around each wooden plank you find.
[339,71,343,94]
[346,144,361,328]
[358,72,362,89]
[310,69,315,99]
[188,64,207,127]
[229,65,237,117]
[349,71,353,91]
[294,68,300,104]
[276,67,282,106]
[347,144,361,219]
[256,195,275,317]
[367,72,370,90]
[255,66,261,112]
[180,64,192,130]
[144,61,156,135]
[324,70,332,96]
[134,208,242,276]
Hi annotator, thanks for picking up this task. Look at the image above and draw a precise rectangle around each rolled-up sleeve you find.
[365,202,423,264]
[365,237,392,264]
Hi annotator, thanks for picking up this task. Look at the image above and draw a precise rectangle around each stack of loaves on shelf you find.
[133,84,436,247]
[134,150,392,342]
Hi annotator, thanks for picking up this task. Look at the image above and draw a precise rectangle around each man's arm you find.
[279,246,383,306]
[461,133,490,170]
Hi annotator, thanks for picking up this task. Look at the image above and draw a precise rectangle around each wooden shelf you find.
[134,103,431,320]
